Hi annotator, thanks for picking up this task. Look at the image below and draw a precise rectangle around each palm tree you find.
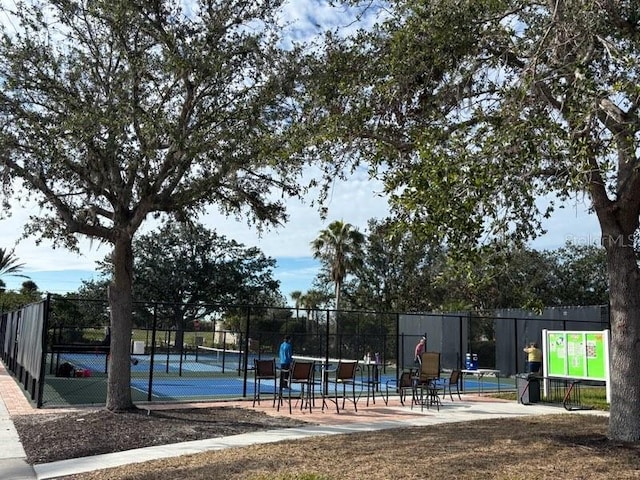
[290,290,303,309]
[0,248,28,280]
[290,290,303,323]
[310,220,365,313]
[301,289,331,333]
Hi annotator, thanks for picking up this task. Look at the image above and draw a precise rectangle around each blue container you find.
[465,353,478,370]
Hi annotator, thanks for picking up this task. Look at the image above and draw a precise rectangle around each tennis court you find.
[127,371,509,401]
[42,346,515,407]
[51,346,252,375]
[131,373,390,402]
[43,350,390,404]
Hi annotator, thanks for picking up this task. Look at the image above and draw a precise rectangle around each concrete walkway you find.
[0,362,608,480]
[0,362,37,480]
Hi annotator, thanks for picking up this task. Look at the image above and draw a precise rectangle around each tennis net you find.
[195,345,244,365]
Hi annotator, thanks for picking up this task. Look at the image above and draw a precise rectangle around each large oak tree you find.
[300,0,640,440]
[0,0,303,411]
[80,220,282,345]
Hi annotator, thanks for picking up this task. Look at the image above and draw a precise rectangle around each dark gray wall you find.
[494,305,609,376]
[399,312,469,370]
[401,306,609,377]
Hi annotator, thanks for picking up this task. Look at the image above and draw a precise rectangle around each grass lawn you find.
[492,385,609,410]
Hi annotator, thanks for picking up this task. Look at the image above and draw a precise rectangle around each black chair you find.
[278,360,314,414]
[323,361,359,414]
[439,369,462,401]
[384,370,416,406]
[310,361,326,407]
[252,358,278,408]
[413,351,441,411]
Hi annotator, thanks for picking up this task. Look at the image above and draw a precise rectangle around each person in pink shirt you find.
[414,336,426,365]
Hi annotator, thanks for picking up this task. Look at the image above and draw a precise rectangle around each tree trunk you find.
[106,236,136,412]
[606,237,640,441]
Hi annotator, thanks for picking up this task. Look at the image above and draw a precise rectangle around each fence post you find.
[513,317,519,375]
[36,295,51,408]
[324,309,330,395]
[147,303,158,402]
[395,313,400,379]
[242,306,250,397]
[459,315,464,370]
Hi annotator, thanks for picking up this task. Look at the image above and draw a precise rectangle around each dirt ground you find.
[12,404,640,480]
[12,405,310,464]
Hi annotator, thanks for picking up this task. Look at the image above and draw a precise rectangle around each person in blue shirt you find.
[279,335,293,388]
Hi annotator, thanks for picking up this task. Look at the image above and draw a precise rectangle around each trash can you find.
[517,373,540,404]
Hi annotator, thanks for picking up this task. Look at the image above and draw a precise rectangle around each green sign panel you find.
[585,332,606,380]
[547,332,567,376]
[567,333,585,377]
[544,330,609,381]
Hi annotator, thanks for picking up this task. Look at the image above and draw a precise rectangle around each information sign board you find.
[542,329,610,403]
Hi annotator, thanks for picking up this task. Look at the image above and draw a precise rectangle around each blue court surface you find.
[131,377,253,399]
[51,352,511,400]
[129,375,507,400]
[53,352,237,374]
[130,377,378,400]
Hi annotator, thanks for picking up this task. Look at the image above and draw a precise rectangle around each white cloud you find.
[200,167,389,258]
[0,205,109,273]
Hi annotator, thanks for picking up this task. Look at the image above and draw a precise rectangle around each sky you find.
[0,169,601,301]
[0,1,603,303]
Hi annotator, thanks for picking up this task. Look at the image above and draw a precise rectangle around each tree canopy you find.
[0,279,41,311]
[133,222,280,306]
[0,0,303,411]
[345,218,447,312]
[311,222,608,314]
[297,0,640,441]
[101,221,281,327]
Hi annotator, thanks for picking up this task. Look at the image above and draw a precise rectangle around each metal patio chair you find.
[323,360,359,414]
[278,360,314,414]
[413,351,442,411]
[439,369,462,401]
[252,358,278,408]
[384,369,416,406]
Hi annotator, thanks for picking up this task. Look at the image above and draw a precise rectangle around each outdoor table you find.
[360,360,386,405]
[461,369,501,395]
[292,355,341,398]
[412,375,441,411]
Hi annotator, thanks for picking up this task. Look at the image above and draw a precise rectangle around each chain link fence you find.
[1,296,608,408]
